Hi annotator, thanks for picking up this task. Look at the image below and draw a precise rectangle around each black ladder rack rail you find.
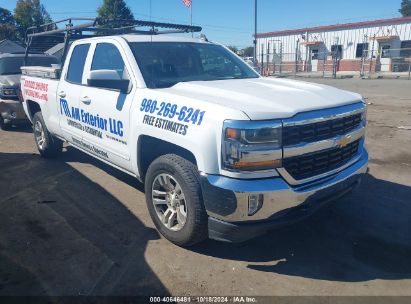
[24,18,202,64]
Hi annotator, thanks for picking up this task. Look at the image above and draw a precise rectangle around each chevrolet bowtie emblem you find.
[336,136,351,148]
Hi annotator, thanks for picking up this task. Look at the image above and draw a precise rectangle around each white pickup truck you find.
[21,29,368,246]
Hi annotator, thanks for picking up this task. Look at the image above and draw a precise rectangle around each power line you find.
[46,10,254,33]
[49,11,97,15]
[48,11,401,35]
[133,12,253,33]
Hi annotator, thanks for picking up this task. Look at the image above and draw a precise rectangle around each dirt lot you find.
[0,78,410,297]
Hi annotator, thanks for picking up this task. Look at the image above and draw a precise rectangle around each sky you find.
[0,0,404,48]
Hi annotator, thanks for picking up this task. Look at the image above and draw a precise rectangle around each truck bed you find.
[21,66,61,80]
[20,71,60,135]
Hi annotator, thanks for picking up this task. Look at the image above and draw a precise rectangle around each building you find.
[45,43,65,60]
[0,39,25,54]
[256,16,411,74]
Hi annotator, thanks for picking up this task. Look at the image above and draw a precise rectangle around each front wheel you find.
[145,154,208,246]
[32,112,63,158]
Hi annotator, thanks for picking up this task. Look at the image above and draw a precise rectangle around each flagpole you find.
[190,2,193,37]
[254,0,257,65]
[149,0,152,21]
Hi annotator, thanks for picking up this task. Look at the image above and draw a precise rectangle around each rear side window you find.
[66,44,90,84]
[91,43,126,78]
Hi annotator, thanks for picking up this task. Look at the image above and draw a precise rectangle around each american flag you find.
[182,0,192,8]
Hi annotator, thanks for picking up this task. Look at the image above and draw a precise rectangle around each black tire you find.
[145,154,208,246]
[0,116,10,130]
[32,111,63,158]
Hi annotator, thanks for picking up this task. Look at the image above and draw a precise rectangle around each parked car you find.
[0,53,59,130]
[21,20,368,246]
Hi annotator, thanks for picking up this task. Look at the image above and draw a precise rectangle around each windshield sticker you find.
[60,98,126,144]
[140,98,206,126]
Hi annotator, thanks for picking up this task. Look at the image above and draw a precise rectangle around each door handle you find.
[58,91,66,98]
[81,96,91,105]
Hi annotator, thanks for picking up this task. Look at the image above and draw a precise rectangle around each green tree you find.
[227,45,239,54]
[14,0,53,41]
[0,7,16,40]
[399,0,411,16]
[97,0,134,20]
[241,46,254,57]
[0,7,15,24]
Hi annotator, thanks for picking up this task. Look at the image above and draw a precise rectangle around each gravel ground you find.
[0,78,410,298]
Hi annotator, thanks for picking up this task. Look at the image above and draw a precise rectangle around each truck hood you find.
[163,77,362,120]
[0,74,20,88]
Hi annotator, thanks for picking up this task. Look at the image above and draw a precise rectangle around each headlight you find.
[1,88,18,96]
[361,102,367,125]
[222,120,282,172]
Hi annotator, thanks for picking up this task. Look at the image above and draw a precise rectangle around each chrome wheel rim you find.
[151,173,187,231]
[34,120,45,150]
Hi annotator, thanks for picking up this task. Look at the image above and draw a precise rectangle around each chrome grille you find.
[283,113,362,146]
[283,139,360,181]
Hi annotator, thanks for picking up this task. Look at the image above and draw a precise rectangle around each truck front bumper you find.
[0,99,28,124]
[201,149,368,242]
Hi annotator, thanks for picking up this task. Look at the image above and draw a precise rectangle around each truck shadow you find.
[1,123,32,133]
[62,146,145,193]
[0,152,168,296]
[194,174,411,282]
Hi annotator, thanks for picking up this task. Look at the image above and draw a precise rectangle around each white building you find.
[256,16,411,73]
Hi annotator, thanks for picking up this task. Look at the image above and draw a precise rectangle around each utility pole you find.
[332,37,339,79]
[266,42,270,75]
[368,34,376,78]
[360,34,367,78]
[190,1,193,37]
[294,38,299,76]
[279,41,283,74]
[261,43,264,73]
[253,0,257,66]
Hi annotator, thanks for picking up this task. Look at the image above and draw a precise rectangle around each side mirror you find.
[87,69,130,93]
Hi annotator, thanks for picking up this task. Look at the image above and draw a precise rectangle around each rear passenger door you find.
[57,43,91,145]
[78,41,135,172]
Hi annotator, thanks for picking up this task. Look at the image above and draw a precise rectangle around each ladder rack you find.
[24,18,202,64]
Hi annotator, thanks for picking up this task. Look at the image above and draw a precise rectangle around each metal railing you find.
[24,17,203,65]
[255,47,411,79]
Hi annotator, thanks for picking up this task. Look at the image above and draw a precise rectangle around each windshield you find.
[129,42,259,88]
[0,56,59,75]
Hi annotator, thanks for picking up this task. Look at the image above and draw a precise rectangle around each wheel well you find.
[26,100,41,120]
[137,135,197,179]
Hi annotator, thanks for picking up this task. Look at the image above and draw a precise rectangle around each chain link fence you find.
[255,47,411,79]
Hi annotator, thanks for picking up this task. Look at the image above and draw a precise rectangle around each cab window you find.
[66,43,90,84]
[91,43,129,80]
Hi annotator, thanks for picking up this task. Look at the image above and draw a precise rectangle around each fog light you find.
[10,111,16,118]
[248,194,263,216]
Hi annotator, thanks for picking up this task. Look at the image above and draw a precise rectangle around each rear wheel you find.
[32,112,63,158]
[145,154,208,246]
